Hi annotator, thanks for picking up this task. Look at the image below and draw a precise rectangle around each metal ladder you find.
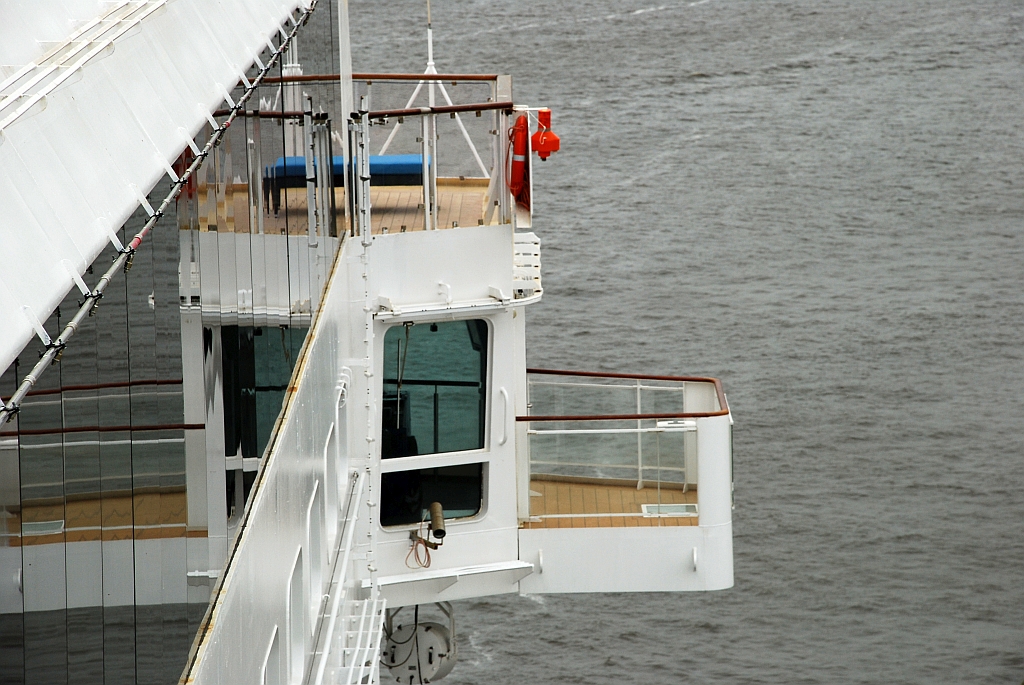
[325,596,387,685]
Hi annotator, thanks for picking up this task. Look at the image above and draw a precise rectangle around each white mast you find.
[376,1,490,179]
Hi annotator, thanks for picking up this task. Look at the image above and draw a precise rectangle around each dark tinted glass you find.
[380,464,484,526]
[381,320,487,459]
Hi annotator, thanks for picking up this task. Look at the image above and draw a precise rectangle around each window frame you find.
[377,316,494,530]
[379,317,493,461]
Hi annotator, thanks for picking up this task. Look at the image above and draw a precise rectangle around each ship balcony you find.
[516,369,734,593]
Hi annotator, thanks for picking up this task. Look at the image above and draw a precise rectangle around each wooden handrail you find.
[258,72,499,84]
[2,378,182,402]
[518,368,730,420]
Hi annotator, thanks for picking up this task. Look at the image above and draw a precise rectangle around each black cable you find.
[379,608,419,674]
[384,610,418,646]
[414,605,423,684]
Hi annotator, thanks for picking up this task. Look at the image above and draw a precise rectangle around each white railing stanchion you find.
[420,113,432,231]
[313,469,367,685]
[636,379,643,490]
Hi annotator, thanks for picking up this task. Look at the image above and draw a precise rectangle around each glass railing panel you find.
[528,419,692,483]
[522,370,728,527]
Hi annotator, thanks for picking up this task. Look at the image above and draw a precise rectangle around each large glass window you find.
[380,320,488,459]
[218,325,307,511]
[218,325,307,460]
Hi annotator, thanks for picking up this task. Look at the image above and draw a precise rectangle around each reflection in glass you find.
[381,320,488,459]
[380,464,484,527]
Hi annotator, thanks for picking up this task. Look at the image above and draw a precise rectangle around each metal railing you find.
[518,369,730,522]
[312,469,386,685]
[527,419,695,489]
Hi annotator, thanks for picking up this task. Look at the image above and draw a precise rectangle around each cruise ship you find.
[0,1,734,683]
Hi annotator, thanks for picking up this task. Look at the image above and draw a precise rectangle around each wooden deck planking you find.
[212,180,488,236]
[522,477,698,530]
[556,481,571,528]
[9,491,203,546]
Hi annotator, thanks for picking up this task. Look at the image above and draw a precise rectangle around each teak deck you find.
[218,180,490,235]
[521,475,698,529]
[4,490,198,547]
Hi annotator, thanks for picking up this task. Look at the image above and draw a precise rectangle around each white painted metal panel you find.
[186,239,358,685]
[366,561,533,607]
[0,0,302,376]
[0,0,106,76]
[518,414,734,594]
[367,224,514,316]
[518,524,734,594]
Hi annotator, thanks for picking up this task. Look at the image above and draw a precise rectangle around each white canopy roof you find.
[0,0,302,376]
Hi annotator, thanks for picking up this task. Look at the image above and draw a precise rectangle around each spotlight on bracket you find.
[429,501,446,540]
[411,502,446,550]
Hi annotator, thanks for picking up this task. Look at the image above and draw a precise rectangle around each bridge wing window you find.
[381,320,488,459]
[380,464,484,527]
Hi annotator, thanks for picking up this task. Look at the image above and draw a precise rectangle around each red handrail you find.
[258,73,499,84]
[2,378,182,402]
[517,368,729,421]
[0,422,204,438]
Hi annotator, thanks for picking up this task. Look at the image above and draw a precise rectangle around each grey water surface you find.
[342,0,1024,683]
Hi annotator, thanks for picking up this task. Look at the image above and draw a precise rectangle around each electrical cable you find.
[414,604,423,685]
[405,519,432,569]
[396,322,411,429]
[382,610,418,646]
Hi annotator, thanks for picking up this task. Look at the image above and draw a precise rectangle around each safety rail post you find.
[636,378,644,490]
[496,76,512,225]
[429,115,439,230]
[304,95,319,247]
[420,112,432,231]
[355,99,372,247]
[346,117,357,238]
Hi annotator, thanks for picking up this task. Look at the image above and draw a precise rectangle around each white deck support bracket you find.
[186,569,221,587]
[20,306,50,347]
[61,260,90,296]
[488,286,511,305]
[363,561,534,607]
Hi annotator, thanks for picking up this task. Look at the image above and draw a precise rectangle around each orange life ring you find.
[507,114,530,210]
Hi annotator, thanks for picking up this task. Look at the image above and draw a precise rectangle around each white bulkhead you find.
[517,412,734,594]
[345,224,531,607]
[333,221,735,602]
